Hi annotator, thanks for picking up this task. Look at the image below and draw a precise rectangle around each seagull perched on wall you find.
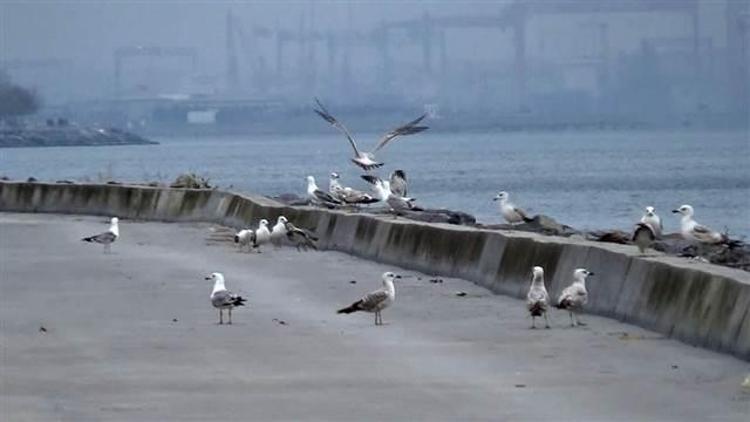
[82,217,119,254]
[307,176,342,208]
[640,206,663,238]
[672,204,725,244]
[234,228,256,252]
[526,266,550,329]
[493,191,533,225]
[632,222,657,256]
[361,175,418,212]
[329,172,379,205]
[313,98,428,171]
[206,272,246,325]
[337,272,400,325]
[555,268,593,327]
[389,170,408,197]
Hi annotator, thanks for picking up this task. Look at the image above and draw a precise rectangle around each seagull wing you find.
[371,113,429,153]
[691,223,723,243]
[632,223,656,241]
[360,174,383,186]
[314,188,342,204]
[357,288,390,312]
[389,173,407,197]
[285,222,319,250]
[82,231,117,244]
[211,290,246,308]
[513,207,532,222]
[313,98,361,156]
[339,187,379,204]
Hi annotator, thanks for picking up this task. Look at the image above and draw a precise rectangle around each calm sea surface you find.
[2,130,749,238]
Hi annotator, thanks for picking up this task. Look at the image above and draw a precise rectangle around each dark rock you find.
[349,280,357,284]
[455,291,467,297]
[39,326,47,333]
[586,230,631,244]
[26,177,37,182]
[479,214,578,237]
[273,193,309,206]
[372,208,476,225]
[55,180,74,184]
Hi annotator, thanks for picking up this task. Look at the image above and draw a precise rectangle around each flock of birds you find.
[77,99,737,327]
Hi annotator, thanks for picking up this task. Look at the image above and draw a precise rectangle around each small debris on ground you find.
[172,318,178,323]
[671,364,679,369]
[38,326,47,333]
[514,384,526,388]
[272,318,288,326]
[429,278,443,284]
[349,280,357,284]
[455,291,467,297]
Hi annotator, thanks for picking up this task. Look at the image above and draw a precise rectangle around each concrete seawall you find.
[1,181,748,360]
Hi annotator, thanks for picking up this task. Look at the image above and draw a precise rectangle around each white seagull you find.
[526,266,550,329]
[493,191,533,225]
[337,272,400,326]
[206,272,246,325]
[555,268,594,327]
[313,98,428,171]
[234,228,256,252]
[271,216,289,247]
[361,175,417,212]
[640,206,663,238]
[672,204,725,244]
[329,172,379,205]
[307,175,342,208]
[82,217,119,254]
[389,170,408,197]
[254,219,272,252]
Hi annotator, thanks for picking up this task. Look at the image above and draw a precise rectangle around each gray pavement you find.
[1,213,748,421]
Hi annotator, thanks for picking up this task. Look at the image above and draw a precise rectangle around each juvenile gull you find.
[307,176,342,208]
[632,222,657,255]
[82,217,119,254]
[284,220,318,251]
[329,172,378,205]
[389,170,408,197]
[493,192,533,224]
[234,228,256,252]
[206,272,246,325]
[555,268,593,327]
[672,204,726,244]
[313,98,428,171]
[361,175,417,212]
[526,266,550,329]
[337,272,400,325]
[640,206,663,238]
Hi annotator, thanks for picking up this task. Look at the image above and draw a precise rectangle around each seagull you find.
[640,206,663,238]
[389,170,408,197]
[313,98,428,171]
[555,268,593,327]
[526,266,550,329]
[329,173,378,205]
[271,216,289,247]
[307,176,342,208]
[206,272,246,325]
[284,220,319,251]
[234,228,256,252]
[672,204,725,244]
[493,192,533,224]
[337,272,400,325]
[254,219,272,252]
[82,217,119,253]
[632,222,657,255]
[361,175,417,212]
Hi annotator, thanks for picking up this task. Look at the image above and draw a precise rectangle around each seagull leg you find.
[569,311,575,327]
[544,312,550,329]
[576,313,586,326]
[530,316,536,329]
[219,309,223,325]
[374,312,378,326]
[228,308,232,325]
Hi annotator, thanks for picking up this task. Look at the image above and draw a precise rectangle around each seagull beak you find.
[492,197,499,201]
[395,275,402,279]
[204,276,212,280]
[671,209,680,214]
[588,272,595,276]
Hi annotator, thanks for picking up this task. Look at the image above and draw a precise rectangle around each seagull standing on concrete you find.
[361,175,417,212]
[82,217,119,254]
[254,219,272,252]
[307,176,342,208]
[672,204,725,244]
[526,266,550,329]
[271,216,289,247]
[206,272,246,325]
[284,220,319,251]
[640,206,663,238]
[337,272,400,326]
[234,228,256,252]
[313,98,428,171]
[632,222,657,255]
[329,172,378,205]
[555,268,593,327]
[493,192,533,225]
[389,170,408,197]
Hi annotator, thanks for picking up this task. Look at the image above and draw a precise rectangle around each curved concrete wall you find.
[1,181,748,360]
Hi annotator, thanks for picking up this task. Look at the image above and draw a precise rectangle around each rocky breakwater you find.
[0,125,157,148]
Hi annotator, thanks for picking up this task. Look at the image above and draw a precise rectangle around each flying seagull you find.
[82,217,119,254]
[313,98,428,171]
[389,170,408,197]
[329,172,378,205]
[361,175,417,212]
[632,222,657,255]
[493,191,533,225]
[234,228,256,252]
[337,272,400,325]
[307,176,342,208]
[640,206,663,238]
[284,220,319,251]
[672,204,725,244]
[526,266,550,329]
[555,268,594,327]
[206,272,246,325]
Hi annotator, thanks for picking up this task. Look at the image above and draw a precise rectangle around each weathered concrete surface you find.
[1,213,749,421]
[1,181,748,360]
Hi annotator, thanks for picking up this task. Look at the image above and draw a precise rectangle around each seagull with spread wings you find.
[313,98,428,171]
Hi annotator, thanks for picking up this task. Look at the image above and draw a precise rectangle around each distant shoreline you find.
[0,126,158,148]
